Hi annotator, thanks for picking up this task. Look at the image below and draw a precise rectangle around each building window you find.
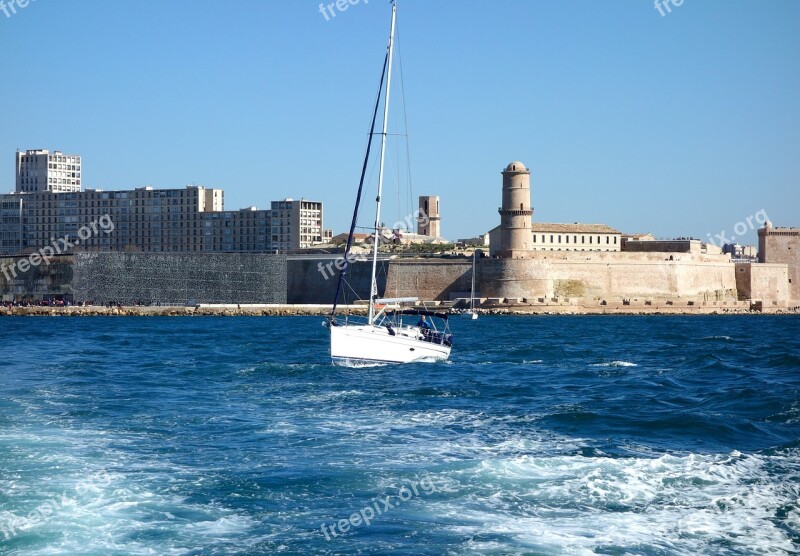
[550,235,553,243]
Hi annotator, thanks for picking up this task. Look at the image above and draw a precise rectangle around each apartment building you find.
[15,149,82,193]
[2,150,326,255]
[0,187,326,255]
[270,198,324,250]
[0,196,23,253]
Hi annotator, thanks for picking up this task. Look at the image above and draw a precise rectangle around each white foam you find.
[427,449,800,553]
[590,360,638,367]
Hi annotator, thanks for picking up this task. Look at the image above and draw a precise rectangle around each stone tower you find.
[758,220,800,304]
[498,161,533,258]
[417,195,441,237]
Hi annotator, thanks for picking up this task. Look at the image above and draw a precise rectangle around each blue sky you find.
[1,0,798,245]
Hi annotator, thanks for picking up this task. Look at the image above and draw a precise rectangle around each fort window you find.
[558,235,561,243]
[550,235,553,243]
[582,236,585,244]
[589,236,593,244]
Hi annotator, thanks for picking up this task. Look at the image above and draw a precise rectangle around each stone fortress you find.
[386,161,798,313]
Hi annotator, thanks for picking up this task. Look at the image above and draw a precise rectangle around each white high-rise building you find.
[15,149,82,193]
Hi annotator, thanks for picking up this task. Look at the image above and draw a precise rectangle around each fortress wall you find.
[735,263,789,306]
[286,258,386,304]
[481,253,738,301]
[674,261,738,300]
[384,260,472,301]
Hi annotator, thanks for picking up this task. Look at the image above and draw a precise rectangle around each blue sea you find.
[1,315,799,555]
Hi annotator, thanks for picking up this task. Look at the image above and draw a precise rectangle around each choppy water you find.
[1,315,799,555]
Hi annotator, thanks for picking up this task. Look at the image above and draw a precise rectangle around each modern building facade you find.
[270,198,324,251]
[16,149,82,193]
[0,196,23,253]
[0,186,326,255]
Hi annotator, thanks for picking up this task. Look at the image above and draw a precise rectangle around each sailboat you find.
[324,1,453,366]
[462,251,479,320]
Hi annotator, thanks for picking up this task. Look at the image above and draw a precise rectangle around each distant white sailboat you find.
[325,1,452,366]
[462,250,479,320]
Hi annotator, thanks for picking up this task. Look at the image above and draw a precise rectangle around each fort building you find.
[478,160,792,309]
[489,223,621,257]
[759,222,800,304]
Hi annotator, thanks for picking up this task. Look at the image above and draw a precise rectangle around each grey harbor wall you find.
[73,253,287,305]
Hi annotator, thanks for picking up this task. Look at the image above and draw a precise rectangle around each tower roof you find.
[504,161,527,173]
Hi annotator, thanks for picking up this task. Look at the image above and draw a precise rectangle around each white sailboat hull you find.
[330,323,451,365]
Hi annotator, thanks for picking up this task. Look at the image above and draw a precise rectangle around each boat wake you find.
[591,360,638,367]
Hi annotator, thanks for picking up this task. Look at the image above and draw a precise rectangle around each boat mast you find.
[470,251,476,311]
[368,0,397,325]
